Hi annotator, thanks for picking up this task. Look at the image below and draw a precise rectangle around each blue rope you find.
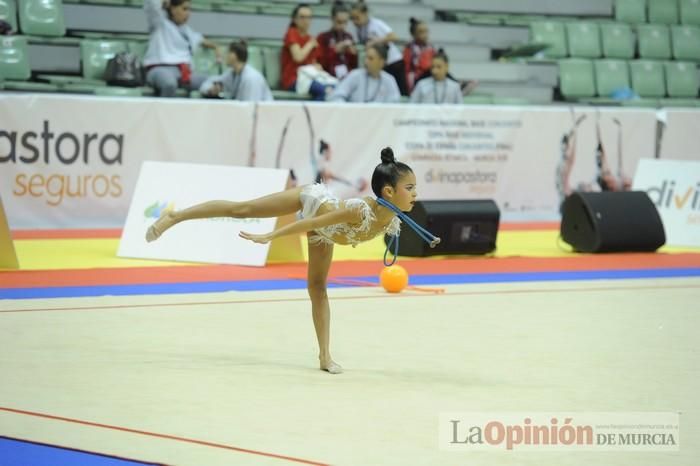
[376,198,441,266]
[383,232,399,266]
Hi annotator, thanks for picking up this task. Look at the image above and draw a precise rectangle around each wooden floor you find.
[1,278,698,465]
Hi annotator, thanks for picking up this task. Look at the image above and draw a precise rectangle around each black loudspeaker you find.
[385,200,500,256]
[560,191,666,253]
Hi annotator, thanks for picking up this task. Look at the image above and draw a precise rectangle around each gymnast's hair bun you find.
[380,147,395,164]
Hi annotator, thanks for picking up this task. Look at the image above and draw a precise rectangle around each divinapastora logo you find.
[1,120,124,206]
[647,180,700,211]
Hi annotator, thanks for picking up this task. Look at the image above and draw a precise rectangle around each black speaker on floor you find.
[385,200,500,256]
[560,191,666,253]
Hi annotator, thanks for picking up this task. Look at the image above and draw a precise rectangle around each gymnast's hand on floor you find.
[239,231,273,244]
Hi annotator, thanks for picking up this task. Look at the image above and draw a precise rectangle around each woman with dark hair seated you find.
[281,3,333,101]
[350,0,408,96]
[200,40,273,101]
[409,50,462,104]
[143,0,220,97]
[317,1,358,79]
[404,18,479,97]
[329,43,400,103]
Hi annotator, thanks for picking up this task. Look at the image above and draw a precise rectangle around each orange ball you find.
[380,265,409,293]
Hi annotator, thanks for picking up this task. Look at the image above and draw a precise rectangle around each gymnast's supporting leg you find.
[146,186,305,241]
[307,235,342,374]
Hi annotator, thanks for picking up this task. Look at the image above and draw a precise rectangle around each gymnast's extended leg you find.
[146,186,305,241]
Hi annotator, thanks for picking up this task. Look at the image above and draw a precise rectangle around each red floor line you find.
[11,229,123,240]
[1,283,697,314]
[0,407,329,466]
[3,254,700,288]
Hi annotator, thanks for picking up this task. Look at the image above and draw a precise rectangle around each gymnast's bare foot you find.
[145,210,176,242]
[320,356,343,374]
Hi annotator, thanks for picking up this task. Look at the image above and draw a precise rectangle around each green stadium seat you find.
[192,46,221,76]
[249,38,287,48]
[189,0,214,12]
[671,25,700,61]
[492,96,533,105]
[637,24,672,59]
[94,86,144,97]
[504,15,547,27]
[271,89,307,100]
[629,60,666,97]
[0,0,17,32]
[262,46,282,89]
[212,3,260,14]
[615,0,646,23]
[621,98,661,107]
[558,59,596,99]
[0,35,59,91]
[127,41,148,61]
[594,59,631,96]
[0,35,29,80]
[600,22,635,58]
[59,81,108,94]
[3,80,59,92]
[246,45,264,75]
[529,21,568,58]
[566,22,602,58]
[27,35,79,46]
[664,61,699,96]
[84,0,129,5]
[18,0,65,37]
[36,74,104,86]
[80,40,129,81]
[648,0,679,24]
[680,0,700,25]
[658,99,699,106]
[260,4,296,16]
[454,12,472,23]
[462,95,494,104]
[502,42,549,59]
[467,14,504,26]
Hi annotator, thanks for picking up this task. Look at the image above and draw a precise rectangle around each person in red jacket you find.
[403,17,479,96]
[281,3,328,100]
[317,1,358,79]
[403,17,435,93]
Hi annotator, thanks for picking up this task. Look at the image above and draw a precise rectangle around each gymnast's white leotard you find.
[299,184,401,246]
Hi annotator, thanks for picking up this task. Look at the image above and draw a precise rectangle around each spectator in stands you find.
[329,43,400,103]
[143,0,220,97]
[200,40,273,101]
[282,3,330,101]
[403,17,434,93]
[350,1,408,96]
[0,19,13,35]
[317,1,358,79]
[410,49,462,104]
[404,18,479,96]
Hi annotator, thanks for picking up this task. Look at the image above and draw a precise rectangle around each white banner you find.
[118,161,291,266]
[0,95,252,228]
[1,95,699,229]
[633,159,700,247]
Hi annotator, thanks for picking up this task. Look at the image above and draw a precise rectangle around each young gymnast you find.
[145,147,418,374]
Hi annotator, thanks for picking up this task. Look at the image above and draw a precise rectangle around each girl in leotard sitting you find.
[146,147,417,374]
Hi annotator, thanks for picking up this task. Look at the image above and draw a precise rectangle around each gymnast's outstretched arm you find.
[239,207,362,244]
